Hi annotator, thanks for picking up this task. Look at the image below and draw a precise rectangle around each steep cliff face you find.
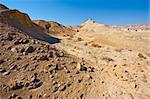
[0,4,60,44]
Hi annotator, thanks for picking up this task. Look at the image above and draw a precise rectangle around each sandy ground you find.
[56,20,150,99]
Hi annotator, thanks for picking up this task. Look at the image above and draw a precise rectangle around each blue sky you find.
[0,0,149,25]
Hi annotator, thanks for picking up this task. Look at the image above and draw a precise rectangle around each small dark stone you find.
[28,95,32,99]
[47,51,53,57]
[20,48,25,53]
[56,51,64,57]
[80,94,84,99]
[6,35,13,41]
[25,83,29,87]
[55,64,62,70]
[8,96,12,99]
[12,93,17,98]
[28,78,43,89]
[25,46,35,53]
[14,40,20,45]
[3,71,10,76]
[78,79,82,83]
[52,86,58,92]
[80,66,87,71]
[10,82,24,90]
[0,59,4,64]
[21,39,29,44]
[59,85,66,91]
[16,57,22,60]
[10,65,17,70]
[0,68,6,73]
[39,55,49,61]
[16,96,22,99]
[75,70,80,74]
[52,81,57,85]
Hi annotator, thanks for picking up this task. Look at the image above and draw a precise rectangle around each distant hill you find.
[33,20,78,37]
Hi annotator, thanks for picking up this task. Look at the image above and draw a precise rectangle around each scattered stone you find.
[28,78,43,89]
[56,51,64,57]
[87,67,94,72]
[10,82,24,90]
[20,48,25,53]
[7,46,12,50]
[21,39,29,44]
[16,96,22,99]
[80,66,87,71]
[8,96,12,99]
[3,71,10,76]
[78,79,82,83]
[6,35,13,41]
[55,64,62,70]
[12,93,17,98]
[11,47,17,53]
[25,82,29,87]
[16,56,22,60]
[10,64,17,70]
[52,86,58,92]
[80,94,84,99]
[23,52,28,55]
[31,40,36,44]
[59,84,66,91]
[0,68,6,73]
[0,58,4,64]
[47,51,54,57]
[25,46,35,53]
[39,55,49,61]
[14,40,20,45]
[28,95,32,99]
[101,81,104,84]
[76,63,81,70]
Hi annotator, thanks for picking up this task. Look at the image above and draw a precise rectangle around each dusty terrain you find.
[0,4,150,99]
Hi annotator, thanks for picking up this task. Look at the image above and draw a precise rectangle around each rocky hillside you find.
[33,20,78,37]
[0,22,96,99]
[0,4,60,44]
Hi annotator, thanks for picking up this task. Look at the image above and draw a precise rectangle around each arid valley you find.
[0,3,150,99]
